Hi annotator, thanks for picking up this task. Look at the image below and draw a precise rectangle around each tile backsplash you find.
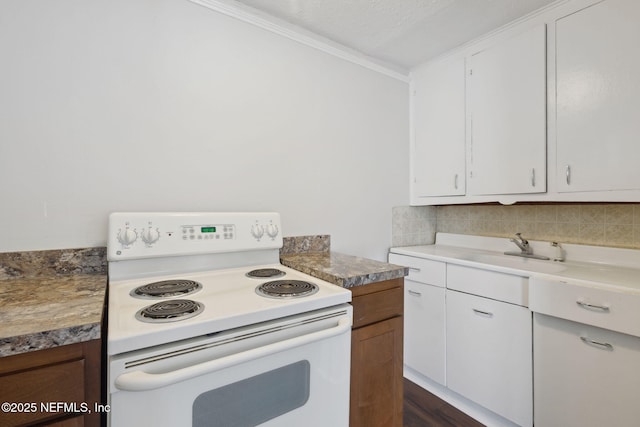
[393,204,640,249]
[391,206,437,247]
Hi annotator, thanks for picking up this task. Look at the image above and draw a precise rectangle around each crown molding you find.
[188,0,410,82]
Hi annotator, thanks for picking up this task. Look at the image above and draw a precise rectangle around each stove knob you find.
[250,224,265,239]
[117,228,138,246]
[141,227,160,245]
[266,224,279,238]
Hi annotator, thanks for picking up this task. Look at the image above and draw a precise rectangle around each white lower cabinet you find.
[446,290,533,427]
[388,253,446,386]
[404,280,446,385]
[390,252,532,426]
[531,275,640,427]
[534,313,640,427]
[393,246,640,427]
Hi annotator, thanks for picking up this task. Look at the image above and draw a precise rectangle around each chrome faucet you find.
[504,233,550,260]
[510,233,533,255]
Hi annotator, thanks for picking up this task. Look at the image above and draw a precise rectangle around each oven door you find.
[108,305,352,427]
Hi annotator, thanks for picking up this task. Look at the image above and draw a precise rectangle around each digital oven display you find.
[201,227,216,233]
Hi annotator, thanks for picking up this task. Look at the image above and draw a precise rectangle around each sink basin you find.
[460,253,567,274]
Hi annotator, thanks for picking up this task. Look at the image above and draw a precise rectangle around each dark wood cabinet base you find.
[0,340,101,427]
[349,278,403,427]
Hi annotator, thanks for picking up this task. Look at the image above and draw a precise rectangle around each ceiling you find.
[230,0,558,70]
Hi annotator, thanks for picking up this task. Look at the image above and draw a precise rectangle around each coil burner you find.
[135,300,204,323]
[246,268,286,279]
[255,280,319,299]
[131,280,202,299]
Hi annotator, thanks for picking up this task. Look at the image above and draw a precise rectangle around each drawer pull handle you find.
[408,290,422,297]
[408,267,421,273]
[472,308,493,317]
[580,336,613,351]
[576,301,610,312]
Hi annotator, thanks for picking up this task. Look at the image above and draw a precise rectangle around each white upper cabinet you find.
[468,24,547,196]
[556,0,640,193]
[409,0,640,205]
[411,56,466,198]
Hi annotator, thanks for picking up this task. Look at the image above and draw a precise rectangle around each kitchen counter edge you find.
[280,251,408,288]
[390,243,640,295]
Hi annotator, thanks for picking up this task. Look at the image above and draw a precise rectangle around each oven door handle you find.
[115,316,352,392]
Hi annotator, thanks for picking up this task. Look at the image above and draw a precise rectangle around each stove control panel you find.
[180,224,235,241]
[107,212,282,261]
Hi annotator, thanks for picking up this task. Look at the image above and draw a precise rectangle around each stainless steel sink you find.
[459,253,567,274]
[504,251,550,261]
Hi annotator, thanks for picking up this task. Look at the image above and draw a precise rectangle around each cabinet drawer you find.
[0,359,85,426]
[530,277,640,337]
[447,264,528,306]
[388,254,445,287]
[351,286,403,329]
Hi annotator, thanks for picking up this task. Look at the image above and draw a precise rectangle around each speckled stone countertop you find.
[0,248,107,357]
[280,235,408,288]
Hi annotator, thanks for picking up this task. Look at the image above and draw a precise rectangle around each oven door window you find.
[193,360,310,427]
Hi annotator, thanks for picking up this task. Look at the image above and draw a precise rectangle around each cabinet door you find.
[534,313,640,427]
[446,290,532,427]
[404,280,446,385]
[556,0,640,192]
[412,56,466,197]
[0,340,101,427]
[350,316,403,427]
[469,24,547,195]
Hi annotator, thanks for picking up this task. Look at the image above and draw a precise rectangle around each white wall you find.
[0,0,409,260]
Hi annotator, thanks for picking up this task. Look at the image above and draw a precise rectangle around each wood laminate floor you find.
[404,378,485,427]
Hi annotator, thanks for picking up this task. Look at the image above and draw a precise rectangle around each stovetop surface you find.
[108,263,351,355]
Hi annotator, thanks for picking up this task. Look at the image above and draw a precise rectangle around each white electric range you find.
[106,212,352,427]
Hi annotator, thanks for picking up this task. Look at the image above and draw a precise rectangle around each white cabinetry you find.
[391,248,533,426]
[411,56,466,198]
[409,0,640,204]
[446,266,532,427]
[393,237,640,426]
[556,0,640,193]
[468,24,547,196]
[531,276,640,427]
[388,254,446,386]
[533,314,640,427]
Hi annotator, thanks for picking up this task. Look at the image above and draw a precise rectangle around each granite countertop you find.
[0,248,107,357]
[0,237,405,357]
[281,251,408,288]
